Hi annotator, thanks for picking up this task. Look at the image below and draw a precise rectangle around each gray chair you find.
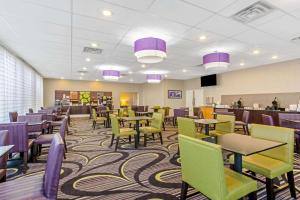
[0,130,9,182]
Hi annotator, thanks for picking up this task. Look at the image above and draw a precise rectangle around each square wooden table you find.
[0,145,14,158]
[121,116,152,146]
[135,111,153,116]
[194,119,228,135]
[217,133,286,173]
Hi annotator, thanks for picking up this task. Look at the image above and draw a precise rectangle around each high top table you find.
[121,116,152,146]
[194,119,228,135]
[217,133,285,173]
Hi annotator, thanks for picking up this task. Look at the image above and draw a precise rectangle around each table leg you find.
[106,115,111,128]
[136,120,140,146]
[234,153,243,173]
[204,124,209,135]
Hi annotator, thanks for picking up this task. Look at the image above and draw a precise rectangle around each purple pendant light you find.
[203,52,230,70]
[102,70,120,80]
[134,37,167,63]
[146,74,162,83]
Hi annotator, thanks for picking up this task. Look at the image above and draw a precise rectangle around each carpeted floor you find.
[6,117,300,199]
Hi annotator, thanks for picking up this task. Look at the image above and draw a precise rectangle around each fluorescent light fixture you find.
[102,10,112,16]
[240,62,245,66]
[182,69,187,73]
[199,35,207,40]
[82,67,88,70]
[253,50,260,54]
[91,43,98,47]
[85,57,91,62]
[141,64,146,68]
[60,77,64,80]
[271,55,278,59]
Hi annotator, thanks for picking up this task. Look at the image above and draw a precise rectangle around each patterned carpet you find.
[6,117,300,199]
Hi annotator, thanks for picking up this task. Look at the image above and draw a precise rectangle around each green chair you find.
[179,134,257,200]
[110,115,137,151]
[140,112,163,147]
[127,109,146,128]
[229,124,296,199]
[210,114,235,136]
[177,117,208,140]
[92,108,106,129]
[158,108,166,131]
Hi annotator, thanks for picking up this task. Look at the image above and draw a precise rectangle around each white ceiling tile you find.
[99,0,155,11]
[218,0,259,17]
[265,0,300,12]
[182,0,236,12]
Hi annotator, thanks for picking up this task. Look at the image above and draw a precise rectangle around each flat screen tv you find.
[201,74,217,87]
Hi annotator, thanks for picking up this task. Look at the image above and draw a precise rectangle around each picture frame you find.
[168,90,182,99]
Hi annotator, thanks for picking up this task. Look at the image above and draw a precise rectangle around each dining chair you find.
[9,112,18,122]
[140,112,163,147]
[177,117,207,140]
[210,114,235,136]
[110,115,137,151]
[17,115,46,139]
[28,108,34,113]
[261,114,275,126]
[179,134,257,200]
[173,109,186,127]
[33,117,68,159]
[230,124,296,200]
[0,130,9,182]
[0,122,31,172]
[92,108,106,129]
[0,134,64,200]
[127,109,146,128]
[158,108,166,131]
[235,110,250,134]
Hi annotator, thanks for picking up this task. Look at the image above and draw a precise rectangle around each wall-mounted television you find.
[201,74,217,87]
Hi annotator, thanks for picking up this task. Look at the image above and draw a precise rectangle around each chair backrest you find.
[0,122,28,152]
[92,108,97,120]
[128,109,135,117]
[17,115,43,123]
[38,109,54,115]
[177,117,197,138]
[215,111,234,116]
[278,113,300,129]
[261,114,274,126]
[215,114,235,133]
[26,113,48,121]
[137,106,144,112]
[9,112,18,122]
[158,109,165,118]
[151,112,163,130]
[110,115,120,136]
[173,109,186,118]
[43,134,64,199]
[145,106,149,112]
[179,135,227,200]
[59,118,68,139]
[242,110,250,123]
[28,108,34,113]
[250,124,294,165]
[0,130,9,168]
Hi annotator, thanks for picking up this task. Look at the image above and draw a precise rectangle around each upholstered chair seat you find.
[210,114,236,136]
[140,112,163,147]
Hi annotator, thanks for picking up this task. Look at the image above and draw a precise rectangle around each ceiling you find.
[1,0,300,83]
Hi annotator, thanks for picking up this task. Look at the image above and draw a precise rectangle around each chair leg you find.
[63,138,68,153]
[134,135,138,149]
[266,178,275,200]
[180,181,189,200]
[129,135,132,144]
[110,134,115,147]
[93,121,96,129]
[242,125,247,135]
[159,132,163,145]
[0,172,6,182]
[144,134,147,147]
[163,122,165,131]
[248,191,257,200]
[115,137,120,151]
[152,133,155,140]
[287,171,297,198]
[246,125,249,135]
[23,152,28,173]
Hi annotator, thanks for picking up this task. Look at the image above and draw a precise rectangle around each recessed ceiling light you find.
[95,79,99,81]
[164,74,168,77]
[199,35,207,40]
[85,57,91,62]
[82,67,88,70]
[79,77,82,80]
[141,64,146,68]
[128,71,133,74]
[271,55,278,59]
[60,77,64,80]
[102,10,112,16]
[182,69,187,73]
[253,50,260,54]
[91,43,98,47]
[240,62,245,66]
[80,73,85,76]
[129,79,133,82]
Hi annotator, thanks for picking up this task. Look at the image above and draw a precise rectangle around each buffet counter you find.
[62,105,97,115]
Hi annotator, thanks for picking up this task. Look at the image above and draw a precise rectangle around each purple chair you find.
[235,110,250,134]
[173,109,187,126]
[38,108,54,115]
[34,117,68,159]
[0,134,64,199]
[0,122,31,172]
[278,113,300,153]
[261,114,275,126]
[28,108,34,113]
[17,115,46,139]
[0,130,9,182]
[9,112,18,122]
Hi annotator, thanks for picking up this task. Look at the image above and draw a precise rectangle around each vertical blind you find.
[0,46,43,122]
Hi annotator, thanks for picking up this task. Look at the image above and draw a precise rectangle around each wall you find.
[184,58,300,107]
[43,79,143,108]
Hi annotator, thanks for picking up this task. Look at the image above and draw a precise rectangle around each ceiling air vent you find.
[291,36,300,44]
[231,1,274,24]
[83,47,103,54]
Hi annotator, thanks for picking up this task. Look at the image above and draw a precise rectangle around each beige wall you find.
[43,78,186,108]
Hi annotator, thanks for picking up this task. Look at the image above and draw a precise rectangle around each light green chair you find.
[127,109,146,128]
[179,134,257,200]
[177,117,208,140]
[140,112,163,147]
[210,114,235,136]
[229,124,296,199]
[92,108,106,129]
[110,115,137,151]
[158,108,166,131]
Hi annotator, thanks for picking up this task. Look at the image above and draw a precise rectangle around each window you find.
[0,46,43,122]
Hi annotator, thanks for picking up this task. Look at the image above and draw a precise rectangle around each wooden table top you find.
[121,116,152,121]
[0,145,14,157]
[194,119,228,125]
[217,133,285,156]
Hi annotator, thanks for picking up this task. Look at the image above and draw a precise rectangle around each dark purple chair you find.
[34,117,68,159]
[28,108,34,113]
[0,130,9,182]
[0,134,64,199]
[0,122,31,172]
[235,110,250,134]
[173,109,186,126]
[278,113,300,153]
[17,115,46,139]
[38,108,54,115]
[261,114,275,126]
[9,112,18,122]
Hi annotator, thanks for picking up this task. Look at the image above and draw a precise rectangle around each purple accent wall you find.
[203,52,230,64]
[134,37,166,52]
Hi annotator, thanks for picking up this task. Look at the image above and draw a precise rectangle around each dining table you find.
[135,111,153,116]
[98,110,114,128]
[217,133,286,173]
[121,116,152,146]
[194,119,228,135]
[0,145,14,158]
